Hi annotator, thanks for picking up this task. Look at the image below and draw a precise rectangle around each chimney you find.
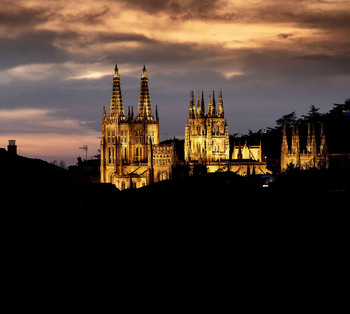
[7,140,17,155]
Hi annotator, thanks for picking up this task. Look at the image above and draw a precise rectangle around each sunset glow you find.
[0,0,349,164]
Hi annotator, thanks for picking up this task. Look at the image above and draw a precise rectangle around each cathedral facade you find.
[101,65,271,189]
[281,123,329,171]
[184,90,271,175]
[185,90,230,162]
[100,65,176,189]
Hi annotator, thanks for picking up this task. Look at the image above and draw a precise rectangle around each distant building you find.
[184,90,270,175]
[100,65,176,189]
[185,90,230,162]
[281,123,329,171]
[232,141,262,161]
[7,140,17,155]
[68,157,100,183]
[100,65,272,190]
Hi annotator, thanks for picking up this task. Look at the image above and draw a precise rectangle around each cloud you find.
[278,33,294,39]
[0,108,100,163]
[117,0,222,14]
[0,0,53,29]
[0,108,95,134]
[0,0,349,161]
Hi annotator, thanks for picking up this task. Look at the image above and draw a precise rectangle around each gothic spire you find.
[189,91,195,118]
[218,90,224,117]
[307,123,317,156]
[320,123,327,155]
[282,124,288,151]
[306,123,312,153]
[109,63,125,120]
[196,91,201,116]
[201,91,205,116]
[281,124,289,171]
[208,91,213,116]
[212,90,217,116]
[291,125,300,155]
[136,65,153,120]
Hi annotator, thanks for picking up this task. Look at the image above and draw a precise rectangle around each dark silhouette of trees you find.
[275,111,298,130]
[301,105,323,123]
[231,99,349,160]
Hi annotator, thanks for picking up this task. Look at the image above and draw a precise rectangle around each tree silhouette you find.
[302,105,322,123]
[275,112,298,129]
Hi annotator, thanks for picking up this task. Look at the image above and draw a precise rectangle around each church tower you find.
[185,90,229,163]
[280,123,329,171]
[100,65,159,188]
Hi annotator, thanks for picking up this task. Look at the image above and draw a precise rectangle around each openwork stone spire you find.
[218,90,224,117]
[136,65,153,120]
[109,64,125,120]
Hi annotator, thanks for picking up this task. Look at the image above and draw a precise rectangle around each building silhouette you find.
[7,140,17,155]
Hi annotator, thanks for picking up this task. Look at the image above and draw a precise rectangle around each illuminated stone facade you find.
[100,65,176,189]
[101,65,271,189]
[184,90,270,175]
[281,123,329,171]
[185,90,230,163]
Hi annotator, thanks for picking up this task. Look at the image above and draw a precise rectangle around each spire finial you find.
[208,91,213,116]
[137,65,152,119]
[141,65,147,78]
[189,90,195,118]
[212,90,216,116]
[201,90,205,116]
[110,64,124,118]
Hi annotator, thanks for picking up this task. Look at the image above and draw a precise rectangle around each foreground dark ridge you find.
[2,150,348,213]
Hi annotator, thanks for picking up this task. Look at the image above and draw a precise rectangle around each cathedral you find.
[281,123,329,171]
[185,90,230,162]
[101,65,271,189]
[100,65,176,189]
[184,90,270,175]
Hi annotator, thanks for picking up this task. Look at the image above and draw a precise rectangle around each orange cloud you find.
[0,108,100,163]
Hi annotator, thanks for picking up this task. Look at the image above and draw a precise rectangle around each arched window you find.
[216,123,220,135]
[135,147,142,161]
[135,130,143,144]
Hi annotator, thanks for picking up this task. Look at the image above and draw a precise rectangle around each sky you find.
[0,0,349,165]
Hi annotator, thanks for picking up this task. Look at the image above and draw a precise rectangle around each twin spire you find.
[107,64,156,121]
[137,65,153,120]
[109,63,124,119]
[189,90,224,118]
